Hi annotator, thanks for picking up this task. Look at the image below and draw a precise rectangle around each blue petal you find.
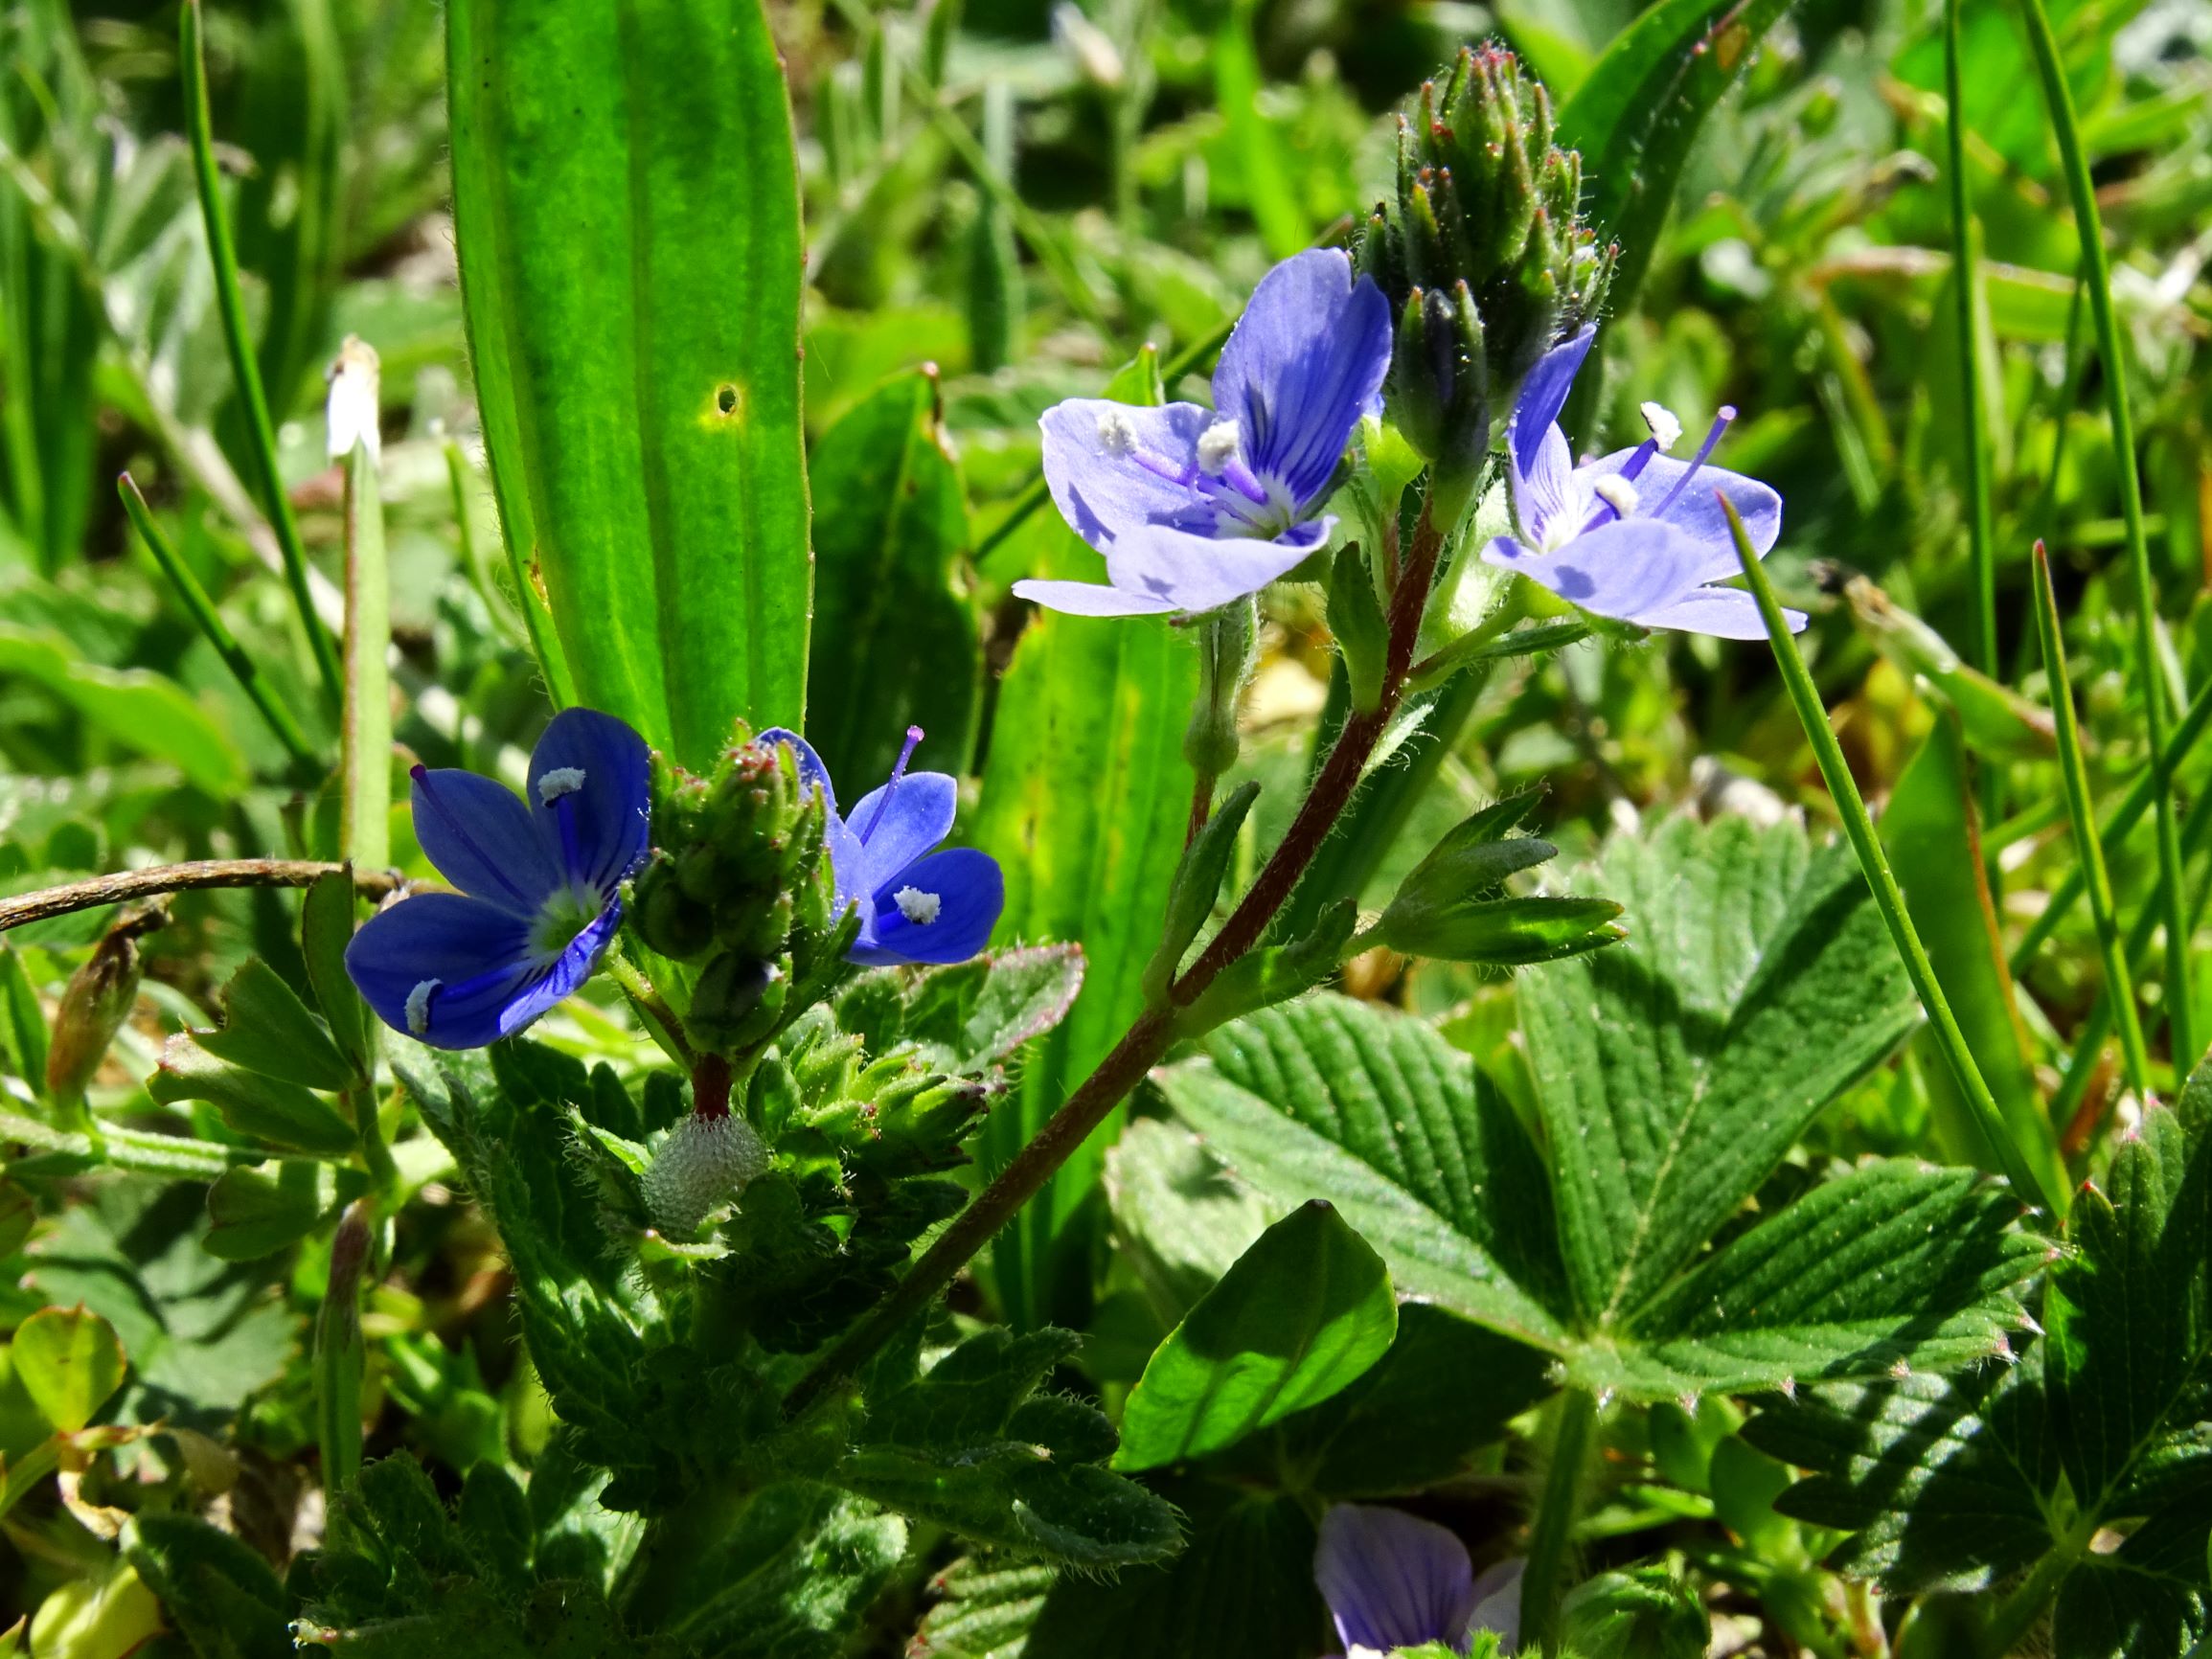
[1512,423,1580,551]
[849,770,958,895]
[527,707,652,894]
[1211,249,1392,510]
[1101,518,1330,615]
[1585,448,1782,584]
[852,849,1004,966]
[760,727,842,819]
[1482,519,1715,628]
[1630,585,1806,639]
[409,769,561,919]
[1509,325,1596,487]
[495,901,625,1040]
[1470,1559,1524,1653]
[1039,399,1215,551]
[344,891,537,1049]
[1313,1504,1476,1654]
[1014,578,1180,618]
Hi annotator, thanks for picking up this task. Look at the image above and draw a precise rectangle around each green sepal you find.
[1174,897,1357,1035]
[1326,543,1390,714]
[1143,781,1263,1005]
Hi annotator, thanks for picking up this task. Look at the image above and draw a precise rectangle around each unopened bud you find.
[46,902,166,1108]
[643,1111,768,1234]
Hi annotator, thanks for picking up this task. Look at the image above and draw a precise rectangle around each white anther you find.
[894,886,942,925]
[1591,474,1641,517]
[536,766,586,806]
[1096,409,1140,455]
[405,979,441,1035]
[1640,401,1684,452]
[1196,420,1242,474]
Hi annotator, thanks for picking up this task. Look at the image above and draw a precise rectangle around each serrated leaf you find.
[836,1443,1181,1568]
[1596,1160,2045,1397]
[1118,1201,1396,1471]
[1155,993,1571,1352]
[125,1511,291,1659]
[11,1303,125,1433]
[196,958,352,1090]
[911,1556,1054,1659]
[149,1035,357,1156]
[1105,1117,1278,1324]
[1517,816,1918,1329]
[1025,1479,1321,1659]
[664,1485,908,1658]
[807,368,980,784]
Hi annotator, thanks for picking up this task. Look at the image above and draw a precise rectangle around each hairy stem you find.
[785,503,1449,1418]
[1518,1387,1597,1653]
[0,861,399,936]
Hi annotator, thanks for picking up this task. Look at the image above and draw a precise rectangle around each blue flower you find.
[346,708,650,1051]
[760,726,1004,968]
[1315,1504,1523,1657]
[1480,326,1804,640]
[1016,248,1393,618]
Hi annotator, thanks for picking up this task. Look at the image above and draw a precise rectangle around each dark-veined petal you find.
[853,848,1004,966]
[849,770,958,895]
[527,706,652,895]
[1512,423,1581,551]
[1100,518,1328,615]
[1482,519,1717,629]
[493,901,626,1041]
[344,891,538,1049]
[1584,448,1781,581]
[1012,577,1180,618]
[1314,1504,1476,1655]
[1508,325,1595,486]
[409,768,562,918]
[1038,399,1215,551]
[1212,250,1392,510]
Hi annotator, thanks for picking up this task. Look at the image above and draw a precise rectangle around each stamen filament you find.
[859,727,925,842]
[1648,406,1737,521]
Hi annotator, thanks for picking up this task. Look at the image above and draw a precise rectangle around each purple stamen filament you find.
[859,726,925,843]
[1648,406,1737,521]
[1577,438,1663,534]
[411,764,537,912]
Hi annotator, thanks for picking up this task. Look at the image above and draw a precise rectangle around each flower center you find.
[531,886,603,958]
[893,885,941,925]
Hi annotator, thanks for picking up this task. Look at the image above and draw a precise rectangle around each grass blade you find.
[334,344,390,872]
[180,0,342,710]
[2016,0,2195,1068]
[1943,0,1998,685]
[1725,498,2058,1216]
[118,474,320,779]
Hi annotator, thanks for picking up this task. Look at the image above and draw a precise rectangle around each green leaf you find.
[149,1035,358,1156]
[11,1303,125,1433]
[125,1511,292,1659]
[973,373,1197,1323]
[910,1556,1054,1659]
[1556,0,1797,316]
[1881,716,2062,1192]
[1025,1480,1322,1659]
[0,625,246,796]
[204,1160,347,1261]
[0,947,47,1103]
[1601,1159,2045,1398]
[806,368,980,784]
[2053,1563,2208,1659]
[1517,816,1918,1329]
[447,0,810,763]
[895,943,1088,1075]
[1105,1117,1278,1325]
[1117,1201,1396,1471]
[196,958,352,1091]
[303,870,372,1082]
[1154,992,1572,1352]
[1562,1565,1711,1659]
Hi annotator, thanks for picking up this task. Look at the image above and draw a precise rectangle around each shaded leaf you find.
[11,1303,125,1433]
[196,958,352,1092]
[149,1035,357,1156]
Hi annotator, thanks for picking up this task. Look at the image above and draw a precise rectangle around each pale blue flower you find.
[1316,1504,1523,1657]
[1017,248,1392,617]
[1481,327,1803,639]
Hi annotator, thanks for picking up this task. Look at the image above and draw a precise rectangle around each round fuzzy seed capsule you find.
[643,1111,769,1235]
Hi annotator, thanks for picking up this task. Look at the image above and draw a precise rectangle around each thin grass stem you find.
[1725,498,2058,1215]
[1943,0,1997,680]
[2017,0,2195,1067]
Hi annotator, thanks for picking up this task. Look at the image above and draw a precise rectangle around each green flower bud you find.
[46,901,165,1110]
[1371,794,1625,966]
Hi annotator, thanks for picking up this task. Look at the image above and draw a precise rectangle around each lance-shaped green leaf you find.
[302,871,372,1083]
[1516,815,1920,1328]
[1116,1201,1396,1471]
[196,959,352,1092]
[807,369,980,784]
[446,0,810,762]
[149,1036,358,1157]
[1371,794,1625,966]
[1145,781,1262,1002]
[973,348,1197,1329]
[1154,993,1573,1352]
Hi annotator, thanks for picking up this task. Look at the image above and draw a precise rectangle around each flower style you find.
[761,726,1003,967]
[1016,248,1393,618]
[1480,326,1803,640]
[346,708,650,1050]
[1315,1504,1524,1657]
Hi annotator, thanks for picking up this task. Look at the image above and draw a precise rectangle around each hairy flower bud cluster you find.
[629,727,850,1056]
[1358,44,1613,508]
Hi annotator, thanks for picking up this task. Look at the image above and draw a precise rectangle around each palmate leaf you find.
[1747,1064,2212,1654]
